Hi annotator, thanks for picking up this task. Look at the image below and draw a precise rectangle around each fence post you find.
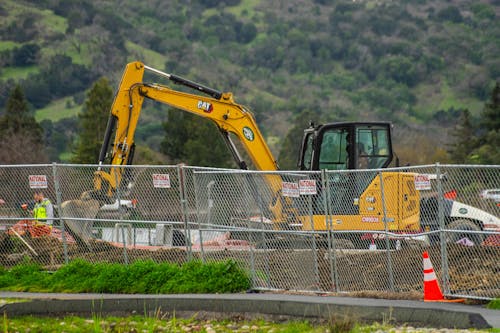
[436,163,450,294]
[323,169,339,292]
[192,168,204,262]
[52,163,68,264]
[241,172,259,289]
[114,170,129,265]
[254,173,271,289]
[304,174,320,291]
[378,171,394,292]
[178,165,192,261]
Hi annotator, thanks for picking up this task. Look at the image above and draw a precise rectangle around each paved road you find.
[0,292,498,329]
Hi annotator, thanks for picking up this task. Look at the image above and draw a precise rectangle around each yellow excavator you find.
[61,61,497,247]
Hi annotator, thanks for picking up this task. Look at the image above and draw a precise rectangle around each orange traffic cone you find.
[423,251,444,301]
[423,251,464,303]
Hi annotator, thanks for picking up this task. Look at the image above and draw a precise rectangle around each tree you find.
[481,82,500,133]
[447,83,500,164]
[71,77,113,164]
[470,82,500,164]
[161,110,234,168]
[12,43,40,66]
[278,109,321,170]
[0,85,47,163]
[436,6,463,23]
[447,109,477,163]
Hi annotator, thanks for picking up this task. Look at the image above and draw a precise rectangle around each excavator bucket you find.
[60,198,100,247]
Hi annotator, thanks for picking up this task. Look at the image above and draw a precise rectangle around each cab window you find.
[319,128,349,170]
[301,133,314,170]
[356,126,391,169]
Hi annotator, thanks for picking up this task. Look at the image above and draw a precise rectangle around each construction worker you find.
[32,191,54,226]
[357,143,369,169]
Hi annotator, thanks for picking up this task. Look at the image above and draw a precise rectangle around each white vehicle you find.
[480,189,500,203]
[99,199,136,211]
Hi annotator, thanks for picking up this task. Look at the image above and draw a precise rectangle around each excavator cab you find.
[298,122,393,171]
[296,122,400,224]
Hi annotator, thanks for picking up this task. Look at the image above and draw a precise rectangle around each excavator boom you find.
[94,62,278,199]
[60,62,289,244]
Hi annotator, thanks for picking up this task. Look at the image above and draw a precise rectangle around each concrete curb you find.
[0,292,497,329]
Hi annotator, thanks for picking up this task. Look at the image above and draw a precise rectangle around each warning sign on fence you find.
[414,174,431,190]
[299,179,317,195]
[29,175,48,189]
[152,173,171,188]
[282,181,300,197]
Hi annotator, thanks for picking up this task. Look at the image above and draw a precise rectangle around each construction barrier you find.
[0,163,498,300]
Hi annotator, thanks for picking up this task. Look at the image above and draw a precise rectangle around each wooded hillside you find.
[0,0,498,167]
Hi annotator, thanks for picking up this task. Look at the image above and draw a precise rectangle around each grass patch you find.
[225,0,260,18]
[35,98,81,122]
[125,41,167,69]
[0,315,327,333]
[487,298,500,310]
[414,80,484,120]
[39,9,68,34]
[2,315,492,333]
[0,259,250,294]
[203,0,260,21]
[1,65,39,80]
[0,40,20,51]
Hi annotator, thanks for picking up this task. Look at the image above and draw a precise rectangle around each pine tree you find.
[447,109,478,163]
[0,85,47,163]
[161,109,190,162]
[471,82,500,164]
[71,77,113,163]
[482,82,500,132]
[0,85,43,139]
[161,110,234,168]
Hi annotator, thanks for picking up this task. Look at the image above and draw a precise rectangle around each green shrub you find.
[2,260,49,291]
[50,259,99,292]
[0,259,250,294]
[92,263,127,293]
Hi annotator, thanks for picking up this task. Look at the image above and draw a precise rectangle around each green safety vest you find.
[33,198,51,221]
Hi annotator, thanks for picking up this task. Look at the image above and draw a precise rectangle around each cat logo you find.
[366,196,376,203]
[197,100,213,113]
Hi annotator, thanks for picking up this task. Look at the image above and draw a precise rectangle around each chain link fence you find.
[0,163,498,300]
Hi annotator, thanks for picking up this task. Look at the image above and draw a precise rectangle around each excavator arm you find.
[92,61,287,220]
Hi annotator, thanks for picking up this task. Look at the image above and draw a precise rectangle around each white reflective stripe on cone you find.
[424,271,437,281]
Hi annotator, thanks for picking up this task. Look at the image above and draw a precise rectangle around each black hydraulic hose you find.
[99,114,117,163]
[169,74,223,100]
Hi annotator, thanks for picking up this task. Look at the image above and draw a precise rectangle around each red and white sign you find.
[152,173,171,188]
[282,181,300,198]
[414,174,431,190]
[362,216,379,223]
[299,179,317,195]
[29,175,48,189]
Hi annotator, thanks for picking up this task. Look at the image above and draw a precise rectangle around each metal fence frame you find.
[0,163,498,300]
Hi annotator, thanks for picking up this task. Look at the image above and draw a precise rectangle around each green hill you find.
[0,0,498,165]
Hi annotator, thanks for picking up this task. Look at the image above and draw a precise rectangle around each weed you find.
[487,298,500,310]
[3,311,7,333]
[327,314,355,333]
